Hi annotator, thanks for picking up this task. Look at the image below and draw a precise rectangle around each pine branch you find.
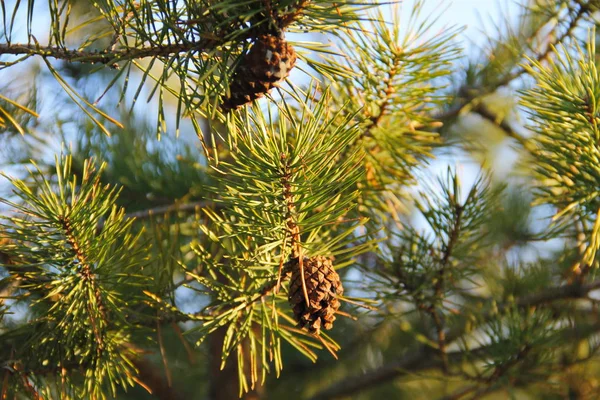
[151,261,290,326]
[522,33,600,268]
[430,200,463,372]
[58,213,108,352]
[0,156,152,397]
[515,279,600,307]
[361,51,401,140]
[0,0,321,67]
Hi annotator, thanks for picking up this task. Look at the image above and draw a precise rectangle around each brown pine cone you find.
[288,256,343,334]
[222,34,297,111]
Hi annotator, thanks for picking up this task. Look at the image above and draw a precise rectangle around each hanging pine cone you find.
[222,34,297,111]
[288,256,343,334]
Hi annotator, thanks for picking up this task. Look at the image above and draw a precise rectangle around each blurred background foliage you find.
[3,0,600,399]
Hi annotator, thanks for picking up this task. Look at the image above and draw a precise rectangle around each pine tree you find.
[2,0,600,399]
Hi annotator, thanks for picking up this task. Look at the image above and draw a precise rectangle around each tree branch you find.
[307,345,438,400]
[0,0,314,67]
[471,102,535,152]
[429,202,463,372]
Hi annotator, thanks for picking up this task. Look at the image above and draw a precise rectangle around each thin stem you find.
[492,2,589,89]
[434,2,591,135]
[471,102,533,152]
[362,54,400,139]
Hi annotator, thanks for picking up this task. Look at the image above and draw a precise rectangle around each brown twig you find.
[0,41,214,65]
[156,317,172,388]
[471,102,534,152]
[172,322,196,365]
[0,0,312,67]
[492,1,590,90]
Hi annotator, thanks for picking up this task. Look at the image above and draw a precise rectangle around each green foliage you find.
[69,111,208,212]
[0,156,151,399]
[4,0,600,399]
[322,2,462,225]
[370,170,501,306]
[215,90,367,257]
[473,307,558,385]
[522,34,600,267]
[1,0,377,136]
[175,91,377,392]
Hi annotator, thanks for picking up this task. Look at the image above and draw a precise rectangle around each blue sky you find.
[402,0,522,47]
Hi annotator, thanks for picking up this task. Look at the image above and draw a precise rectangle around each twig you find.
[281,153,309,306]
[156,318,172,388]
[307,345,438,400]
[492,1,590,89]
[362,53,400,140]
[59,215,106,353]
[172,322,196,365]
[0,0,313,67]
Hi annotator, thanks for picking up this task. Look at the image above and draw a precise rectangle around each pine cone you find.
[222,34,297,111]
[288,256,343,334]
